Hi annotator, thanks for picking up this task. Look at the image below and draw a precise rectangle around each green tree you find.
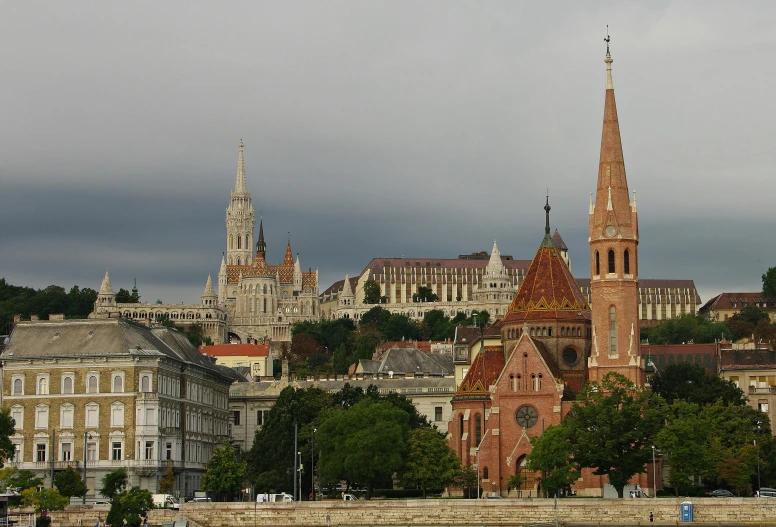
[115,288,137,303]
[649,362,746,406]
[363,279,382,304]
[526,425,580,497]
[0,408,17,467]
[655,401,712,495]
[7,469,42,492]
[159,465,176,494]
[382,314,421,341]
[21,487,68,518]
[421,309,456,341]
[470,310,490,328]
[399,427,460,497]
[54,466,87,498]
[106,487,153,527]
[412,286,438,303]
[454,465,479,498]
[359,306,391,330]
[100,467,128,500]
[332,343,353,375]
[764,267,776,299]
[565,372,665,498]
[202,440,247,501]
[641,314,729,344]
[246,386,331,494]
[507,474,522,494]
[316,399,410,498]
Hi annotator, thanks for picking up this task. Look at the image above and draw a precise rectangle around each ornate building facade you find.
[217,141,320,344]
[1,317,243,499]
[447,44,649,497]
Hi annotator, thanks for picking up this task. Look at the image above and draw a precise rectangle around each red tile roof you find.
[700,293,776,313]
[454,349,505,398]
[200,343,269,357]
[502,243,589,323]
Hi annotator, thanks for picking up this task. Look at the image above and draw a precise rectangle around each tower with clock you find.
[586,38,644,386]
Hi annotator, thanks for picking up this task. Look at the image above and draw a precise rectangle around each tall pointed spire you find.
[234,139,247,195]
[256,214,266,259]
[203,274,216,297]
[283,233,294,266]
[540,195,556,248]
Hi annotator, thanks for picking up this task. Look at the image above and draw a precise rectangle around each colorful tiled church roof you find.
[502,199,589,323]
[453,346,505,400]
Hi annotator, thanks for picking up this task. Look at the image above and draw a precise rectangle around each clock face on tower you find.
[605,225,617,237]
[515,405,539,429]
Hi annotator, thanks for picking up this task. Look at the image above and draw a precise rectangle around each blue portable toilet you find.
[680,501,693,522]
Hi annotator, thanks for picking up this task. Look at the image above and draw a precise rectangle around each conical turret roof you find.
[202,274,216,298]
[99,270,114,296]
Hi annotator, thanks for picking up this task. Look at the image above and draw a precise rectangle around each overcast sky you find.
[2,1,775,307]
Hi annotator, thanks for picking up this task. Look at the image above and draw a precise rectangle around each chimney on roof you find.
[30,315,39,321]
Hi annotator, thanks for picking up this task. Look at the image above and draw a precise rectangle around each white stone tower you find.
[96,269,116,308]
[226,139,255,266]
[201,274,217,307]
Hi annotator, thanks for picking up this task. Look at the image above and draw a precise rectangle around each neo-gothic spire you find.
[256,215,266,258]
[234,139,247,195]
[202,274,216,297]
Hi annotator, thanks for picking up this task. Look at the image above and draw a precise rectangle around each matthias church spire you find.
[226,140,255,266]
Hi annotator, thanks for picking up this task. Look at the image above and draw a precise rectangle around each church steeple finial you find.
[541,194,556,248]
[234,139,247,194]
[604,27,613,90]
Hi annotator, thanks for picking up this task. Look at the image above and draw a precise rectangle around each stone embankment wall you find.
[52,498,776,527]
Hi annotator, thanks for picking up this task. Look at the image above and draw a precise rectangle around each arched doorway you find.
[228,332,242,344]
[516,454,538,497]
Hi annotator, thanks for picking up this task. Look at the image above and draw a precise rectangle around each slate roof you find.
[202,343,270,357]
[3,318,246,383]
[228,375,456,397]
[356,348,454,376]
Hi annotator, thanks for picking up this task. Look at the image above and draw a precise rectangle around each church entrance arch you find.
[516,454,538,497]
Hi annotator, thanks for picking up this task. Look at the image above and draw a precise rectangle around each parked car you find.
[755,488,776,498]
[707,489,734,497]
[342,493,358,501]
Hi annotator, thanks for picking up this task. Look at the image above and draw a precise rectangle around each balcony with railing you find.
[749,386,776,395]
[54,460,80,469]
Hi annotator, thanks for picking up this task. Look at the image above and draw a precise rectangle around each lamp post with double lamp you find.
[297,451,303,501]
[755,420,763,491]
[82,432,92,504]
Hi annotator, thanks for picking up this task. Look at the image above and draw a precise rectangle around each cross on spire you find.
[604,25,610,56]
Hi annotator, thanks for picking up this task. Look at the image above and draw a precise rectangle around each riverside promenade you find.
[52,498,776,527]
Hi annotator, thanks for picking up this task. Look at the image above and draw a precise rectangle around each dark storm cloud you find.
[1,1,775,305]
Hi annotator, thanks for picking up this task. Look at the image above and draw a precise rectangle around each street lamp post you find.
[475,447,480,499]
[298,451,303,501]
[82,432,92,504]
[755,420,763,491]
[311,429,316,501]
[651,446,658,498]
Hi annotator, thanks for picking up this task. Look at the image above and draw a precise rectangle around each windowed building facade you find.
[1,318,243,499]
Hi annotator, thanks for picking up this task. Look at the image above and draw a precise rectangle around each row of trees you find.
[641,308,776,346]
[289,306,490,377]
[528,367,774,497]
[0,278,140,334]
[240,384,465,499]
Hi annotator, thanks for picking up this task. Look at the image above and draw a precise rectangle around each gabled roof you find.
[357,348,454,376]
[454,348,504,399]
[700,292,776,313]
[552,230,568,251]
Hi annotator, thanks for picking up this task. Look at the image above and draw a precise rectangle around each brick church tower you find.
[587,38,644,385]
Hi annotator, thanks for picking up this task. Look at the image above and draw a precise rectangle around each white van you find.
[151,494,179,509]
[342,493,358,501]
[257,493,293,503]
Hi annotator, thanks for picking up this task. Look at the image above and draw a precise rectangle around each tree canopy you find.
[100,468,128,500]
[399,427,460,497]
[650,362,747,406]
[640,314,729,344]
[54,466,86,498]
[764,267,776,298]
[106,487,153,527]
[316,398,410,498]
[527,425,580,497]
[0,278,99,334]
[202,440,247,501]
[363,279,382,304]
[564,372,665,497]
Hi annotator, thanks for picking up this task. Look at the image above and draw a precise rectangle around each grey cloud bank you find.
[1,1,775,307]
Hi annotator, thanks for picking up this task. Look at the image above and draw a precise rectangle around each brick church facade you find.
[449,43,647,497]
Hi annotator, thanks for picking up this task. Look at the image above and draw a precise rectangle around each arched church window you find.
[237,258,241,265]
[237,236,241,249]
[624,249,630,274]
[548,327,552,337]
[595,251,600,275]
[483,467,489,480]
[245,234,249,249]
[608,250,615,274]
[229,235,233,250]
[609,306,617,357]
[459,414,464,440]
[474,414,482,447]
[516,374,521,390]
